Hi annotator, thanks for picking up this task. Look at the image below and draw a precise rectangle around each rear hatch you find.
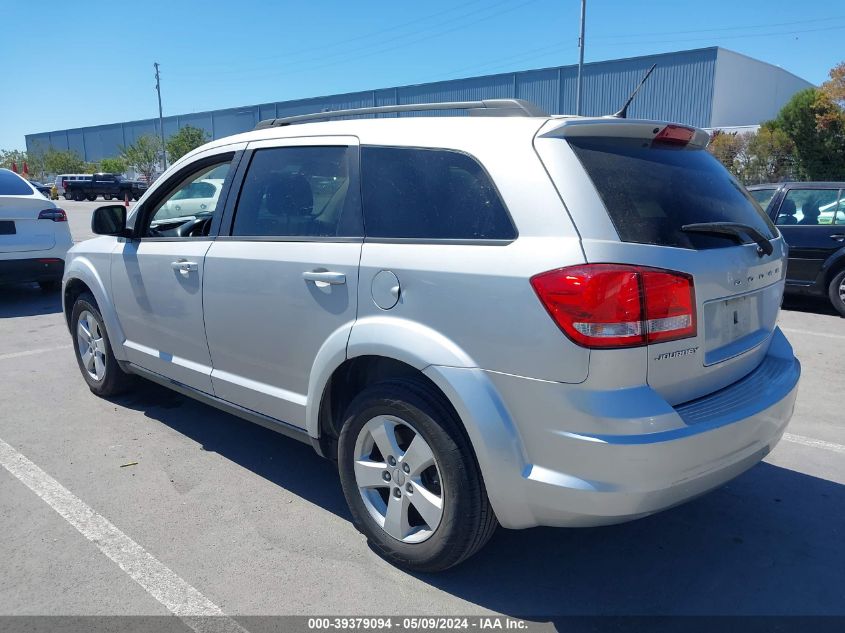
[534,119,786,405]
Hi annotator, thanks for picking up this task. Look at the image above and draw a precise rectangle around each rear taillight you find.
[653,124,695,146]
[530,264,696,349]
[38,209,67,222]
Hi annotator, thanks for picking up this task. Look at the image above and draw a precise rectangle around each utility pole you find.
[154,62,167,170]
[575,0,586,115]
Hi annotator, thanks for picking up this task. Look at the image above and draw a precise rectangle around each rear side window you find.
[749,188,777,210]
[568,137,776,249]
[361,146,515,240]
[232,146,361,238]
[0,170,35,195]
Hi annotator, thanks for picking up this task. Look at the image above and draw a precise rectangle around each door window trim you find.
[129,150,243,241]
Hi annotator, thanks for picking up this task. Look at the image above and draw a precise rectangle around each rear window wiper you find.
[681,222,774,257]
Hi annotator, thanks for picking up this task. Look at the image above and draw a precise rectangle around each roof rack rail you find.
[254,99,548,129]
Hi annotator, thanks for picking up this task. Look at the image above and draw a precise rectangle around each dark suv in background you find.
[749,182,845,316]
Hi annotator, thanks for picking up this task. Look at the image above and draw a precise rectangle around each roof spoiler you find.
[254,99,549,129]
[537,118,710,148]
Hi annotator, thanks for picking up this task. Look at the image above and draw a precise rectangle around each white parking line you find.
[781,327,845,341]
[783,433,845,455]
[0,437,247,633]
[0,345,72,361]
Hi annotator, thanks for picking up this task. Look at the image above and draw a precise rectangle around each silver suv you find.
[63,100,800,571]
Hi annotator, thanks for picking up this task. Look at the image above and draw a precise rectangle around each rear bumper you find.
[0,257,65,285]
[426,328,800,529]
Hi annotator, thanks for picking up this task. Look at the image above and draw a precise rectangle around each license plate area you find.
[0,221,15,235]
[702,292,768,366]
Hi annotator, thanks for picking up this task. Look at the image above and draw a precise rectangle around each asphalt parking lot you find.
[0,199,843,623]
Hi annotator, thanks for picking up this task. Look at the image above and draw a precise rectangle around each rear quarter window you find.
[361,146,515,240]
[0,170,35,195]
[568,137,776,249]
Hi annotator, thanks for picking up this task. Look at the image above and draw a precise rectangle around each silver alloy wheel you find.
[76,310,106,381]
[839,277,845,302]
[353,415,444,543]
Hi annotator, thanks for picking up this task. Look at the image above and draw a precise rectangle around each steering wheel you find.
[174,216,210,237]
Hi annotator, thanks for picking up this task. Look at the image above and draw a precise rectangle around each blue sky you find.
[2,0,843,149]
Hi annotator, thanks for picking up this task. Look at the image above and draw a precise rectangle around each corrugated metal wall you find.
[27,48,719,162]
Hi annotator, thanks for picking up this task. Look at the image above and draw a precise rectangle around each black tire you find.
[86,193,97,202]
[73,191,85,201]
[38,280,60,292]
[103,193,113,201]
[70,292,134,397]
[64,193,73,200]
[828,269,845,317]
[338,379,497,572]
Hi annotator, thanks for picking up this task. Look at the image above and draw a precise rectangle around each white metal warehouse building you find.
[26,47,813,162]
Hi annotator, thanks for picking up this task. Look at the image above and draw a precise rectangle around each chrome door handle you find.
[171,260,198,273]
[302,270,346,285]
[830,234,845,242]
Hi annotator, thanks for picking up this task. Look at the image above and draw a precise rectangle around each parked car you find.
[153,177,225,222]
[748,182,845,315]
[63,101,800,571]
[55,174,92,199]
[1,168,72,290]
[28,180,52,198]
[65,173,147,202]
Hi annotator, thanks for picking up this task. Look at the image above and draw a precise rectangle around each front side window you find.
[231,146,360,238]
[361,146,515,240]
[143,160,231,237]
[777,189,840,226]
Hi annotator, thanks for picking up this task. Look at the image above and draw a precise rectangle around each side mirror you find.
[91,205,129,236]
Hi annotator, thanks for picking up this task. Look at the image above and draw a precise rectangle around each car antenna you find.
[612,64,657,118]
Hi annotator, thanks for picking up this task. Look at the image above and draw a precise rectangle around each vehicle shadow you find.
[111,379,350,519]
[113,379,843,617]
[783,294,840,317]
[0,283,63,318]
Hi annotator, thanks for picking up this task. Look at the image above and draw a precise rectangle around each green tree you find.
[99,157,127,174]
[121,135,162,183]
[43,148,87,175]
[166,125,209,162]
[707,130,745,179]
[741,126,795,184]
[0,149,28,172]
[770,88,845,180]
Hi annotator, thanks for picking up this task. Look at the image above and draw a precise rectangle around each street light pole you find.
[576,0,586,115]
[154,62,167,170]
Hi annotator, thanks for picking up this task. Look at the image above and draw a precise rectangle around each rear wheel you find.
[73,191,85,201]
[828,269,845,317]
[103,193,113,201]
[86,193,97,201]
[71,293,133,396]
[338,379,497,572]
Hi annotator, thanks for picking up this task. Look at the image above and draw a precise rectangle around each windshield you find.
[568,137,777,250]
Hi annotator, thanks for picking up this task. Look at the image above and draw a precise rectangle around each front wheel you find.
[71,293,133,396]
[103,193,113,201]
[829,269,845,317]
[338,379,497,572]
[86,193,97,201]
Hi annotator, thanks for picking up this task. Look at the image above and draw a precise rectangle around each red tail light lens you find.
[653,124,695,146]
[530,264,696,349]
[38,209,67,222]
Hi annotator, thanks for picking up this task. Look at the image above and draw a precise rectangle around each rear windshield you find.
[568,137,776,249]
[0,170,35,195]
